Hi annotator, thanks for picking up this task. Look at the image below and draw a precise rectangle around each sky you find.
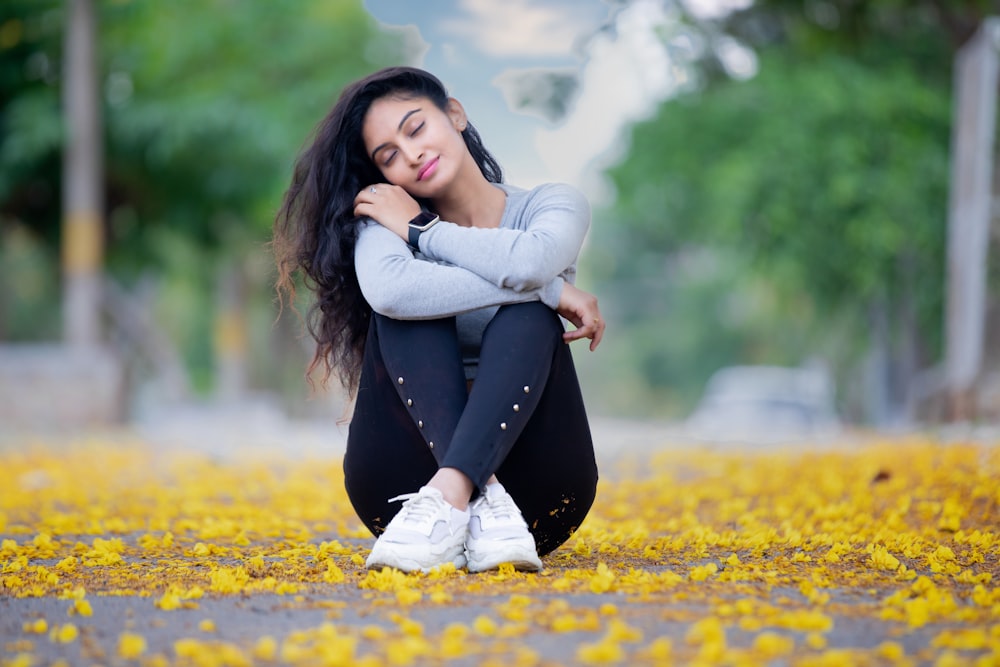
[362,0,753,202]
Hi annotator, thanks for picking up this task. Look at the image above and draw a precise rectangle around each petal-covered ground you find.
[0,435,997,666]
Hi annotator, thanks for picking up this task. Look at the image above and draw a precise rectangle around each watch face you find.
[411,211,437,228]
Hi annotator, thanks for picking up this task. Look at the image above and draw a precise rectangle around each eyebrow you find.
[370,108,422,161]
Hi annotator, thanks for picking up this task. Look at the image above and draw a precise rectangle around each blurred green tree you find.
[586,0,983,421]
[1,1,64,338]
[1,0,403,400]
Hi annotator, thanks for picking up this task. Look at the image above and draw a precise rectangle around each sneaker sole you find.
[466,541,542,573]
[366,545,467,574]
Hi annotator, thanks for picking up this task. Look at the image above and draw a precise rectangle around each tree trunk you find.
[62,0,104,347]
[897,252,921,424]
[944,18,998,419]
[864,297,892,426]
[214,261,249,402]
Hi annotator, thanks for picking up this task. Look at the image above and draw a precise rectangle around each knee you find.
[492,302,562,339]
[373,313,460,354]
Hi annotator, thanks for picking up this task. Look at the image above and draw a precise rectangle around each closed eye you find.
[378,120,423,166]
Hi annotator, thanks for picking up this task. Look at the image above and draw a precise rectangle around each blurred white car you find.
[683,365,841,444]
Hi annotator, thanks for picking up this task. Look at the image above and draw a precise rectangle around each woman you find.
[273,67,604,574]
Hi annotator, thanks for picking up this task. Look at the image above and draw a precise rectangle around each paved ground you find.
[1,407,997,666]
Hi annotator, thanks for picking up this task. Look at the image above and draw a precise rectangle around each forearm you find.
[355,224,563,319]
[418,185,590,290]
[417,225,579,290]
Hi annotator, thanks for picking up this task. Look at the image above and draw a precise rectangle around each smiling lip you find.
[417,157,439,181]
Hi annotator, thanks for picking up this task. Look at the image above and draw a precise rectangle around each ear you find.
[446,98,468,132]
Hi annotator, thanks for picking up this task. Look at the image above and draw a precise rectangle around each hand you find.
[353,183,422,240]
[556,282,605,351]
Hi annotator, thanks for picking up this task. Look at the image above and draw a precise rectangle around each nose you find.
[400,141,423,165]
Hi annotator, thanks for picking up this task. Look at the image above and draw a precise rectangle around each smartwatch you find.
[407,211,440,249]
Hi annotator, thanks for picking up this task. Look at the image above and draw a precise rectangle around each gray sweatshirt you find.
[354,182,591,377]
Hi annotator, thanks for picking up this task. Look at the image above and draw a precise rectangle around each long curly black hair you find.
[273,67,504,393]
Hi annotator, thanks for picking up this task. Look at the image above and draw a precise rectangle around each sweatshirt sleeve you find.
[354,221,564,319]
[417,183,589,291]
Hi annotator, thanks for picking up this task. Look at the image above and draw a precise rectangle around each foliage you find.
[0,1,63,245]
[0,0,404,397]
[721,0,991,61]
[588,0,960,418]
[0,1,65,339]
[3,0,402,271]
[606,48,950,321]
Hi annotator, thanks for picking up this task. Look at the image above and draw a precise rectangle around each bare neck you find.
[432,172,506,229]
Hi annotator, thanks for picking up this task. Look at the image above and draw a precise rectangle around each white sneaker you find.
[466,482,542,573]
[365,486,469,573]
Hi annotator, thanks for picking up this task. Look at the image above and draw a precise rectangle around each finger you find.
[559,306,590,340]
[589,317,604,351]
[590,324,604,351]
[356,184,382,201]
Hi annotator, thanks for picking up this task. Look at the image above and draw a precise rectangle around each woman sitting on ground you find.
[273,66,605,573]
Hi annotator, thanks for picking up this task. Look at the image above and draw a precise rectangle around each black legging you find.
[344,301,598,556]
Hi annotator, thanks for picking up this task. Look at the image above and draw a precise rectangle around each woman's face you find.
[361,94,468,197]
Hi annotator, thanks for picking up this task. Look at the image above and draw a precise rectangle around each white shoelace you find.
[387,491,438,525]
[478,490,520,523]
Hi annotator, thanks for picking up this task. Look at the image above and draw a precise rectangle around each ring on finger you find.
[370,187,377,194]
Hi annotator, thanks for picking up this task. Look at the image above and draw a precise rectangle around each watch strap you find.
[407,213,440,249]
[407,224,422,249]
